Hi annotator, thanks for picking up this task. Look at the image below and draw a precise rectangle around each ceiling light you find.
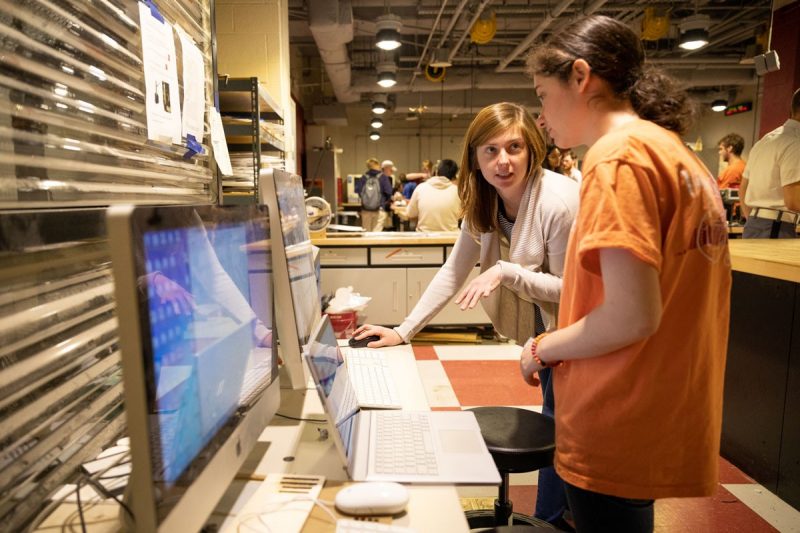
[429,48,452,68]
[711,99,727,112]
[372,93,388,115]
[377,72,396,87]
[375,14,402,51]
[370,117,383,128]
[376,62,398,88]
[678,14,710,51]
[369,130,381,141]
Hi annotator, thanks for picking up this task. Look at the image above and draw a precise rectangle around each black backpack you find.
[360,174,382,211]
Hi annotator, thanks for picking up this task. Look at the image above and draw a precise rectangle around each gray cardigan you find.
[394,168,579,344]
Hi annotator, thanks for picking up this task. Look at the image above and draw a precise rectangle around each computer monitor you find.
[107,204,280,532]
[258,168,322,389]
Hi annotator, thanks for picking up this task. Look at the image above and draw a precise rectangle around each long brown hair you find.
[457,102,546,234]
[526,15,695,135]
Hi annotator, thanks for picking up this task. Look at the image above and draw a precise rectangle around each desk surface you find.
[210,346,471,533]
[729,239,800,283]
[313,232,460,247]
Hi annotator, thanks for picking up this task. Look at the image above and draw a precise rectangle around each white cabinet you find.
[318,241,491,327]
[407,267,490,325]
[320,267,407,325]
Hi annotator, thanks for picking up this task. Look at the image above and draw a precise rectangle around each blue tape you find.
[184,133,204,159]
[143,0,164,23]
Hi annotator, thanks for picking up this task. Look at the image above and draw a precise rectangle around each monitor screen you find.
[259,169,321,389]
[108,204,280,532]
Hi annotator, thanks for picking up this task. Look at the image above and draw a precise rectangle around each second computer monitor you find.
[259,168,322,389]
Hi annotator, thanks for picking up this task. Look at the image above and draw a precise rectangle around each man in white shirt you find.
[741,88,800,238]
[405,159,461,232]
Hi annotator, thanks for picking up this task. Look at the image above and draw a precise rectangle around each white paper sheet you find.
[138,2,182,144]
[209,107,233,176]
[177,26,206,141]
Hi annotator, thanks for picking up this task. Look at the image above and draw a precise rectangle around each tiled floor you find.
[411,343,800,532]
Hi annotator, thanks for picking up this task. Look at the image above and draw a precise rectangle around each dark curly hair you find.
[526,15,696,135]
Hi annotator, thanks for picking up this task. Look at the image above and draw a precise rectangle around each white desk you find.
[208,345,470,533]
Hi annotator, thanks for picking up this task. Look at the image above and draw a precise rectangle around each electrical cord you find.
[275,412,327,423]
[74,477,87,533]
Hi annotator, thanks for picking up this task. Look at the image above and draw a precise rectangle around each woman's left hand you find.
[454,264,502,310]
[519,336,544,386]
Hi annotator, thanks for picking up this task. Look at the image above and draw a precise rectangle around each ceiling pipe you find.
[495,0,618,72]
[408,1,449,92]
[446,0,493,63]
[437,0,470,49]
[495,0,576,72]
[307,0,360,103]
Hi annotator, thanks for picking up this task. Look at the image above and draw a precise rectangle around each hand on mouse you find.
[351,324,404,348]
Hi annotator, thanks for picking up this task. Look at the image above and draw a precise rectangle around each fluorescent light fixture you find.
[678,14,710,51]
[711,99,727,112]
[375,14,402,51]
[370,117,383,128]
[369,130,381,141]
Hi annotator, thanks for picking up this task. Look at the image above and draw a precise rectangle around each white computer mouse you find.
[334,481,409,516]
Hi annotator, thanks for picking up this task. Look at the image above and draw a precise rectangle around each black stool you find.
[466,407,556,530]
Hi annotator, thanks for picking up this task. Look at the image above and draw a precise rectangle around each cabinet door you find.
[406,267,491,325]
[320,267,407,326]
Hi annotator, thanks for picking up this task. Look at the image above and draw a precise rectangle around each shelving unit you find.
[218,77,285,203]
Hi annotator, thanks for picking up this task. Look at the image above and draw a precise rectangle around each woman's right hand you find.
[351,324,404,348]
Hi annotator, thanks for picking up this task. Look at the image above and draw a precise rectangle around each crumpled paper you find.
[324,286,371,313]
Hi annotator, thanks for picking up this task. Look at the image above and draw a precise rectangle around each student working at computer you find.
[351,102,579,528]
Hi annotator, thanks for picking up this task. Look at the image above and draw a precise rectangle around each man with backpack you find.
[356,158,394,231]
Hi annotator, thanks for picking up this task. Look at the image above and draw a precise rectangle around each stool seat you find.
[467,406,555,473]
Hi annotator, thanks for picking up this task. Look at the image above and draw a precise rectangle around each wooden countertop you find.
[728,239,800,283]
[312,231,460,246]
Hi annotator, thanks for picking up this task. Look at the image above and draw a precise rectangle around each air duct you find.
[308,0,360,104]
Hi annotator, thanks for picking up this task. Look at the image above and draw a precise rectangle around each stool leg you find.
[494,471,512,526]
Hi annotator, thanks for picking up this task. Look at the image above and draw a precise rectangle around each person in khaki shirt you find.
[404,159,461,232]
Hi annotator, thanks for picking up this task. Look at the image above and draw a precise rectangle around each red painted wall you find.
[759,1,800,137]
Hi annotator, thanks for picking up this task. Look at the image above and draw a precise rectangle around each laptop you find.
[307,316,401,411]
[304,317,501,484]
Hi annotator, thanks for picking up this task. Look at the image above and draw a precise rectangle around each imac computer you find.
[107,204,280,532]
[258,168,322,389]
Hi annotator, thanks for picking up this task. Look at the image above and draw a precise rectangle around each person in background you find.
[378,160,397,230]
[560,150,582,184]
[353,102,579,530]
[355,158,383,231]
[543,145,563,173]
[716,133,746,189]
[525,15,730,532]
[740,88,800,238]
[404,159,461,232]
[404,159,434,198]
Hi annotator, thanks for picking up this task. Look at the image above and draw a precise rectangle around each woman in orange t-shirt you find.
[523,15,731,532]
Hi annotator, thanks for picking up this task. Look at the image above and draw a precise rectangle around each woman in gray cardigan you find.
[352,102,579,527]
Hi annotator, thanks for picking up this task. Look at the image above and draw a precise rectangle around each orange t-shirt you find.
[717,158,745,189]
[554,119,731,499]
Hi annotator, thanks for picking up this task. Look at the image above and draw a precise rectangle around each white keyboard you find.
[336,518,416,533]
[373,412,438,476]
[345,349,401,409]
[238,362,271,406]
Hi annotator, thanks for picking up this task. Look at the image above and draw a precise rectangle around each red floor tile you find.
[655,485,778,532]
[441,360,543,406]
[411,345,438,360]
[508,484,537,517]
[719,456,755,484]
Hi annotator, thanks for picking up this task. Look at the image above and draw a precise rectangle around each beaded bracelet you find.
[531,332,563,368]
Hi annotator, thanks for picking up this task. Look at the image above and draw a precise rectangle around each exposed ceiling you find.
[288,0,774,130]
